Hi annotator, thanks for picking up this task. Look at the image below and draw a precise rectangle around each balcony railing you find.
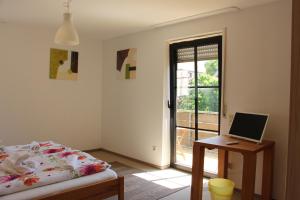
[175,111,218,173]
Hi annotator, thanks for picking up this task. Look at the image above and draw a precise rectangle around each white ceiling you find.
[0,0,279,40]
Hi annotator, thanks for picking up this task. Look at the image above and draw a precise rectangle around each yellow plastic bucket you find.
[208,178,235,200]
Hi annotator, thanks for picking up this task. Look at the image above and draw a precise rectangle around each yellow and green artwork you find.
[116,48,137,80]
[49,48,79,80]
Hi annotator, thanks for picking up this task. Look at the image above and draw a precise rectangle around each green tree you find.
[204,60,218,76]
[177,60,219,112]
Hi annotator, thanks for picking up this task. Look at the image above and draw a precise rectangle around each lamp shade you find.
[54,13,79,46]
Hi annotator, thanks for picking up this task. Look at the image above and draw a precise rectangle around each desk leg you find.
[191,145,205,200]
[218,149,228,178]
[262,145,274,200]
[241,153,256,200]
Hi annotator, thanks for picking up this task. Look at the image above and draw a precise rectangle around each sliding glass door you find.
[169,36,222,174]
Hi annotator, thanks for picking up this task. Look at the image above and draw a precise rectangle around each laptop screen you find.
[229,112,268,142]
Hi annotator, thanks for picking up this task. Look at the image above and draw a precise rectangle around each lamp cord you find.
[64,0,71,13]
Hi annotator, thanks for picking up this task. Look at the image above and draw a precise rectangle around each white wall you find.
[102,1,292,199]
[0,24,103,150]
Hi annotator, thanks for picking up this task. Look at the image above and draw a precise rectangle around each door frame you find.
[286,0,300,198]
[169,35,223,171]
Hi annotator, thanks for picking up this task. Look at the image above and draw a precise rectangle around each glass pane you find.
[175,128,195,167]
[197,44,219,87]
[176,49,195,128]
[177,47,194,63]
[197,44,218,61]
[198,130,218,174]
[205,148,218,174]
[176,88,195,128]
[197,60,219,87]
[198,130,218,140]
[177,48,195,88]
[197,88,219,131]
[175,128,218,173]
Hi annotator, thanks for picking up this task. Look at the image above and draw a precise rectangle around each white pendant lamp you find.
[54,0,79,46]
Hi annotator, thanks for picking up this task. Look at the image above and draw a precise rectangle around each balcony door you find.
[169,36,222,174]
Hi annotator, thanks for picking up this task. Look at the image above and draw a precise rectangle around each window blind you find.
[177,44,218,63]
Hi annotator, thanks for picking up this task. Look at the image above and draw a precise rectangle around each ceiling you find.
[0,0,279,40]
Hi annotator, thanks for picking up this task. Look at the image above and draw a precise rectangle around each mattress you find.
[0,168,117,200]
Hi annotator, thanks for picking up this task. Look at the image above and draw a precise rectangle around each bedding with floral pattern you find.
[0,141,110,196]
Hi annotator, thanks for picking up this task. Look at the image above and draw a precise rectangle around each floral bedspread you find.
[0,141,110,196]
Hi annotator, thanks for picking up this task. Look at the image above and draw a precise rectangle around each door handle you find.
[168,100,174,109]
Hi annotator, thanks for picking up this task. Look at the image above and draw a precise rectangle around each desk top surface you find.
[195,135,274,153]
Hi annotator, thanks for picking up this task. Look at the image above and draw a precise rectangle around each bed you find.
[0,141,124,200]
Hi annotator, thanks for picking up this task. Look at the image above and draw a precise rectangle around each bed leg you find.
[118,176,124,200]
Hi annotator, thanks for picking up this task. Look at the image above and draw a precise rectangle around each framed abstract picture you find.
[116,48,137,80]
[49,48,79,80]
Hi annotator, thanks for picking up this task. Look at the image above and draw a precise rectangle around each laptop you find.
[228,112,269,143]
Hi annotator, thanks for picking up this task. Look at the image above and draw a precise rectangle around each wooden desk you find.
[190,135,275,200]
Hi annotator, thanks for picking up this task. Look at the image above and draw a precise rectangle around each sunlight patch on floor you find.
[133,169,209,189]
[133,169,191,189]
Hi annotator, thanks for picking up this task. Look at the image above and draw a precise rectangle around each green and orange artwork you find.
[49,48,79,80]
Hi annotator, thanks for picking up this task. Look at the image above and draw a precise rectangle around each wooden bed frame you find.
[36,176,124,200]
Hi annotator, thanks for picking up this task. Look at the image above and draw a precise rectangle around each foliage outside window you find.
[177,60,219,112]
